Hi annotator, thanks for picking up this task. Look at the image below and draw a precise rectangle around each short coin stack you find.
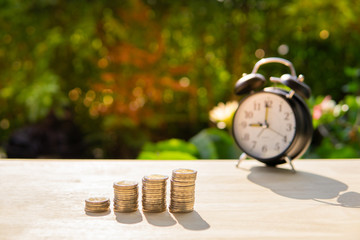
[169,168,197,213]
[113,180,138,212]
[84,197,110,213]
[142,174,168,213]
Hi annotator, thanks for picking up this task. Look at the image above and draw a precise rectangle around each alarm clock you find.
[232,57,313,171]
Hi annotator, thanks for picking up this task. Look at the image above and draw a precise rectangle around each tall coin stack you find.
[85,197,110,213]
[142,174,169,213]
[113,180,138,212]
[169,168,197,213]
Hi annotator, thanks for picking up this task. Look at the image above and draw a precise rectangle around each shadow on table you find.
[247,166,360,208]
[115,210,143,224]
[172,211,210,231]
[86,209,111,217]
[143,211,176,227]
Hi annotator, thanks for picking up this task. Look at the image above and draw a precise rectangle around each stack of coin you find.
[113,180,138,212]
[84,197,110,213]
[169,168,197,213]
[142,174,168,213]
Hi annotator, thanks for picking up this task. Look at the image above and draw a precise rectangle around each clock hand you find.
[268,127,285,138]
[249,123,267,128]
[257,128,266,138]
[249,123,263,127]
[264,102,269,127]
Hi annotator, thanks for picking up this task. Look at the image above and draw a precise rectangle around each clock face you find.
[233,92,296,160]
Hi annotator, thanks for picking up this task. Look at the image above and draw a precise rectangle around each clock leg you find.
[284,156,296,173]
[236,152,247,168]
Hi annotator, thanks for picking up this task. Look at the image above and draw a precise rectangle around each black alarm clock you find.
[232,57,313,171]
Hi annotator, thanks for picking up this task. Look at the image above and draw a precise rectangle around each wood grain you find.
[0,159,359,240]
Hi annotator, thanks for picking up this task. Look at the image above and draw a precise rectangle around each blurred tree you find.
[0,0,359,158]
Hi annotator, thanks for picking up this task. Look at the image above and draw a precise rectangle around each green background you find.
[0,0,359,159]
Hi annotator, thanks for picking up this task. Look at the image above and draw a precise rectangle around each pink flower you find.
[312,95,335,120]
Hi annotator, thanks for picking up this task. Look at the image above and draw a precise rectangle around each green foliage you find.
[314,138,358,159]
[309,94,360,158]
[189,128,241,159]
[137,151,197,160]
[137,138,198,160]
[137,128,241,160]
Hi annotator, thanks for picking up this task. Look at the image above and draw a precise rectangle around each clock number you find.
[284,112,290,120]
[275,143,280,151]
[286,123,292,131]
[251,141,257,149]
[245,111,253,119]
[279,104,282,112]
[240,121,247,128]
[242,133,250,141]
[261,145,268,153]
[253,102,260,111]
[283,135,287,143]
[265,100,273,108]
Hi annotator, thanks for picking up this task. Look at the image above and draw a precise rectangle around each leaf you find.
[190,128,241,159]
[137,151,196,160]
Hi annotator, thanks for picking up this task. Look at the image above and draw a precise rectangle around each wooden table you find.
[0,159,359,240]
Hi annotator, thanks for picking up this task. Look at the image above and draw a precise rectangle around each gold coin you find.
[114,197,138,202]
[169,208,193,213]
[114,202,138,206]
[142,184,166,188]
[85,208,109,213]
[113,191,138,195]
[171,181,195,186]
[114,193,138,197]
[144,174,169,181]
[142,203,167,207]
[173,168,197,174]
[142,191,166,195]
[142,200,166,204]
[85,207,109,212]
[143,208,166,213]
[85,197,110,204]
[142,188,166,192]
[85,201,110,207]
[85,202,111,207]
[114,208,138,213]
[171,191,194,195]
[170,202,195,206]
[114,192,137,196]
[171,195,194,199]
[172,169,197,180]
[170,191,195,197]
[113,205,138,209]
[169,204,194,209]
[142,178,167,183]
[171,186,195,191]
[113,180,138,189]
[114,203,138,207]
[142,205,166,208]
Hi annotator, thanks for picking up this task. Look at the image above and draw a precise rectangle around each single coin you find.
[85,208,109,213]
[143,208,166,213]
[85,197,110,204]
[169,208,193,213]
[113,180,138,189]
[171,180,195,186]
[144,174,169,181]
[114,208,138,213]
[173,168,197,174]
